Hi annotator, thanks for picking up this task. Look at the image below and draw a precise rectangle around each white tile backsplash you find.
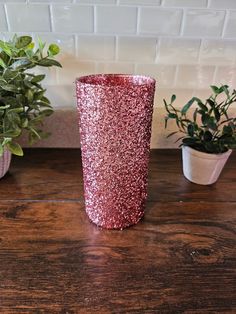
[224,11,236,38]
[0,0,25,2]
[29,0,71,2]
[176,65,215,89]
[51,5,94,33]
[57,59,96,85]
[157,38,201,64]
[0,5,7,31]
[6,4,51,32]
[119,0,161,5]
[1,0,236,148]
[209,0,236,9]
[200,39,236,65]
[96,6,137,34]
[214,66,236,86]
[163,0,207,7]
[77,35,115,60]
[139,8,183,36]
[135,64,176,88]
[117,37,157,62]
[96,62,135,74]
[76,0,116,3]
[183,9,226,37]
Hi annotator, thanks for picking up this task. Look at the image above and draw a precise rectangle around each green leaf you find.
[182,137,197,146]
[15,36,32,49]
[168,113,177,119]
[193,108,198,122]
[164,117,168,128]
[41,109,54,116]
[217,85,228,94]
[0,51,9,66]
[11,58,31,70]
[8,108,24,114]
[0,58,6,68]
[0,144,3,156]
[208,117,217,131]
[181,98,196,114]
[163,99,169,113]
[210,85,219,94]
[38,37,46,52]
[21,118,28,128]
[0,105,10,110]
[187,124,194,137]
[207,98,215,107]
[41,96,50,104]
[27,42,35,50]
[203,131,213,142]
[2,137,12,146]
[37,58,62,68]
[205,142,217,153]
[26,89,34,102]
[171,94,176,104]
[31,74,45,83]
[7,142,23,156]
[1,127,21,138]
[223,125,233,136]
[222,85,229,97]
[201,113,210,126]
[214,108,220,122]
[2,96,19,107]
[34,90,45,101]
[0,40,12,56]
[29,128,41,144]
[48,44,60,56]
[35,101,52,108]
[0,80,19,92]
[195,98,208,112]
[3,69,19,81]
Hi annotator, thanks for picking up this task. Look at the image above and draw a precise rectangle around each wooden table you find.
[0,149,235,313]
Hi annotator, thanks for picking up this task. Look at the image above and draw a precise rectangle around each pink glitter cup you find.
[76,74,155,229]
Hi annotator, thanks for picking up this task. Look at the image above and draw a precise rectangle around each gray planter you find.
[0,150,12,179]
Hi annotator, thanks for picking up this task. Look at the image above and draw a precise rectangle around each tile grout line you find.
[3,4,10,32]
[48,4,54,33]
[221,9,229,38]
[179,8,186,37]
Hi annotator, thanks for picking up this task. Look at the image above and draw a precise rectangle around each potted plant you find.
[0,35,61,178]
[164,85,236,185]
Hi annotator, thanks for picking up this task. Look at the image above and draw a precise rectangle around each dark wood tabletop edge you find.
[1,199,236,204]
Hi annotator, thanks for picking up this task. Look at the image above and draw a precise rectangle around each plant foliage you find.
[164,85,236,154]
[0,35,61,156]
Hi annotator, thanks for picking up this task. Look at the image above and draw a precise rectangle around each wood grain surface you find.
[0,149,235,313]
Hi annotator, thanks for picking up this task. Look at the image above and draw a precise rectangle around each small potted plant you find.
[164,85,236,185]
[0,35,61,178]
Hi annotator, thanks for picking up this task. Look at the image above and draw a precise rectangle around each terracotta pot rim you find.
[182,145,232,160]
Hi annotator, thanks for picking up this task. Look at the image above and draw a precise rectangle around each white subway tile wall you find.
[139,7,183,35]
[0,0,235,148]
[0,5,7,31]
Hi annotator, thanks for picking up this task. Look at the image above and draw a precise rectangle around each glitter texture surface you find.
[76,74,156,229]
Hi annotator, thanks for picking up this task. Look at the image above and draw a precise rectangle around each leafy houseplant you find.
[0,35,61,178]
[164,85,236,184]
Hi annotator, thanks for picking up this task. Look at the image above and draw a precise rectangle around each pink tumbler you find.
[76,74,155,229]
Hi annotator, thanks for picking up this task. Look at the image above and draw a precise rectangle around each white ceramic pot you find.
[0,149,12,179]
[182,146,232,185]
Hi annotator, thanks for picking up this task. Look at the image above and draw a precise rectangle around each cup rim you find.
[75,73,156,87]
